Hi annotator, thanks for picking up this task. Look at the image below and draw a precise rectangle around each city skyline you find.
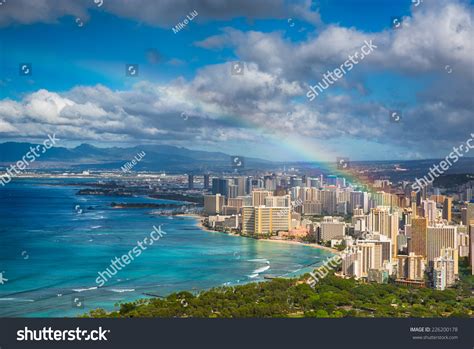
[0,0,472,161]
[0,2,473,345]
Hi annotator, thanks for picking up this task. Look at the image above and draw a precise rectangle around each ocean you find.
[0,178,332,317]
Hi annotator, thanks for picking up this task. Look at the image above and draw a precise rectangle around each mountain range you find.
[0,142,273,172]
[0,142,473,178]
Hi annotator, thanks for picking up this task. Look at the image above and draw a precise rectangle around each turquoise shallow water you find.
[0,179,332,317]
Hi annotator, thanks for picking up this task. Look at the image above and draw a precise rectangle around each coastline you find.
[175,213,219,234]
[179,213,339,254]
[255,238,339,254]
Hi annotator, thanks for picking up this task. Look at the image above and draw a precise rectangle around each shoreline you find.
[179,213,339,254]
[175,213,220,234]
[255,238,339,254]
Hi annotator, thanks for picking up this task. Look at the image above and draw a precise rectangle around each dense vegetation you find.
[85,260,473,318]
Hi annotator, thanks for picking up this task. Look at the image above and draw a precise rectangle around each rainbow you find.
[235,116,378,193]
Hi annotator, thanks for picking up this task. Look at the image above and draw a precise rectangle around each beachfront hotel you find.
[241,206,291,236]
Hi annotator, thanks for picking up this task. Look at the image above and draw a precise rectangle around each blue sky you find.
[0,0,417,97]
[0,0,472,161]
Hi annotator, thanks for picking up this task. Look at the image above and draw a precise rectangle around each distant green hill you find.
[433,174,474,188]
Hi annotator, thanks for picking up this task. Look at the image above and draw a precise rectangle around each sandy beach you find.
[258,238,339,254]
[180,213,339,254]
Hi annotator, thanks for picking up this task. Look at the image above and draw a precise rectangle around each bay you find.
[0,178,332,317]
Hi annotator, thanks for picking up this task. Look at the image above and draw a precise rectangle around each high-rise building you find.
[239,195,252,207]
[458,230,470,258]
[442,197,452,222]
[321,190,337,214]
[222,205,238,215]
[433,249,456,290]
[309,178,320,188]
[341,242,382,279]
[402,208,414,226]
[303,187,321,202]
[397,234,408,254]
[371,191,396,207]
[336,202,347,215]
[320,219,346,241]
[470,224,474,275]
[234,177,246,196]
[289,176,303,188]
[422,199,438,225]
[349,191,369,213]
[336,177,346,188]
[227,184,239,199]
[410,191,418,216]
[301,175,307,186]
[466,188,473,202]
[337,188,350,204]
[264,195,290,208]
[227,197,244,210]
[188,174,194,189]
[367,206,399,258]
[364,234,392,265]
[341,249,361,278]
[426,225,458,274]
[249,178,264,191]
[203,174,210,189]
[279,177,289,189]
[325,175,337,186]
[430,194,446,204]
[252,190,272,206]
[421,185,428,201]
[303,201,322,215]
[241,206,290,235]
[212,178,229,196]
[461,202,474,226]
[367,207,399,237]
[411,217,428,257]
[397,253,425,281]
[264,176,277,191]
[352,215,366,234]
[204,194,225,215]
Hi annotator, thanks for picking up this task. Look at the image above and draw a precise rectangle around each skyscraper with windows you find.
[461,202,474,226]
[427,225,458,274]
[227,184,238,199]
[422,199,438,225]
[234,176,246,196]
[442,197,452,222]
[252,190,272,206]
[188,174,194,189]
[470,224,474,275]
[411,217,428,257]
[212,178,228,196]
[204,194,225,215]
[433,248,456,290]
[397,253,425,281]
[241,206,290,236]
[203,174,210,189]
